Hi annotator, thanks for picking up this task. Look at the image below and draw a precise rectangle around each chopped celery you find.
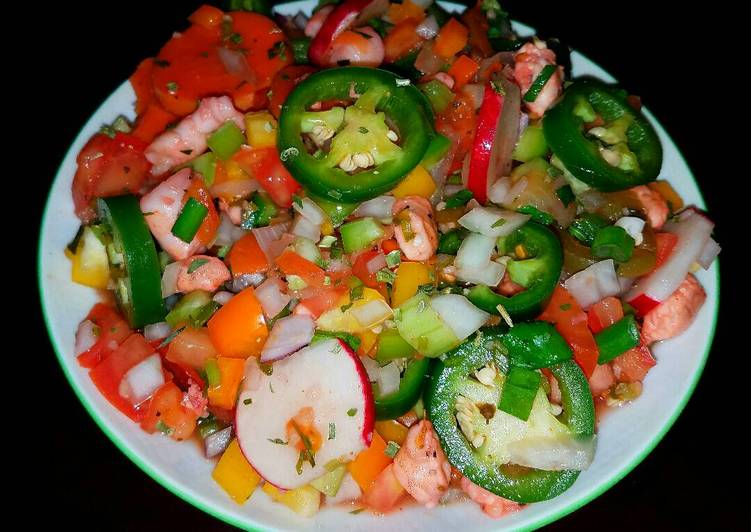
[513,125,548,162]
[375,328,416,363]
[165,291,213,328]
[395,293,460,358]
[207,121,244,160]
[309,466,347,497]
[340,217,385,253]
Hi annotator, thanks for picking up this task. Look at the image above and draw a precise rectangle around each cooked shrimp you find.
[393,196,438,261]
[325,27,384,67]
[459,475,521,519]
[304,4,334,38]
[641,273,706,345]
[630,185,669,229]
[182,381,208,418]
[175,255,231,293]
[140,168,205,260]
[392,420,452,509]
[145,96,244,176]
[513,41,563,119]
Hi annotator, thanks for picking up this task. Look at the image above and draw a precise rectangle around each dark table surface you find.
[36,1,739,530]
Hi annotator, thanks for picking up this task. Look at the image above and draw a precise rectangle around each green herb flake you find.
[491,218,507,228]
[158,327,185,349]
[347,408,358,417]
[217,245,231,259]
[156,420,174,436]
[350,508,365,515]
[444,189,474,209]
[267,438,288,445]
[328,422,336,440]
[243,398,253,405]
[350,284,364,302]
[166,81,179,94]
[384,440,400,458]
[292,194,304,209]
[385,250,402,268]
[376,268,397,285]
[358,126,369,134]
[560,303,572,311]
[187,258,209,274]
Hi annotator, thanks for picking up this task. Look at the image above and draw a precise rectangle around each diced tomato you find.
[654,232,678,270]
[158,350,206,391]
[184,177,220,245]
[72,133,151,222]
[233,146,301,207]
[381,239,400,255]
[436,92,476,173]
[268,65,317,119]
[352,250,387,289]
[140,382,198,440]
[77,304,131,369]
[384,20,424,63]
[538,285,599,379]
[89,334,155,421]
[587,296,624,334]
[188,4,224,30]
[295,286,348,318]
[131,102,177,144]
[275,250,326,288]
[130,58,155,115]
[166,327,218,370]
[362,464,406,513]
[611,345,656,383]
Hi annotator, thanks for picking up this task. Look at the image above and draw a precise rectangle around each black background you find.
[34,1,740,530]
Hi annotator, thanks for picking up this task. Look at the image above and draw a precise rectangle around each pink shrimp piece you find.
[325,27,384,67]
[175,255,231,293]
[140,168,205,260]
[182,380,208,418]
[513,41,563,119]
[145,96,244,176]
[630,185,669,229]
[641,274,706,345]
[218,198,243,225]
[459,475,521,519]
[392,196,438,261]
[392,420,451,509]
[304,4,334,38]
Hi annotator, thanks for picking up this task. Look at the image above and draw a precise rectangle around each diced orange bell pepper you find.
[387,0,426,24]
[347,432,393,491]
[228,233,270,276]
[208,287,268,358]
[433,18,469,59]
[448,55,479,88]
[384,20,424,63]
[276,250,326,288]
[131,102,177,144]
[207,357,246,410]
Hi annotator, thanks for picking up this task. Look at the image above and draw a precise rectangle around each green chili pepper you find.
[523,64,557,103]
[425,328,595,503]
[498,366,541,421]
[171,197,208,243]
[592,225,635,262]
[375,357,432,420]
[502,322,573,369]
[419,80,454,113]
[207,121,244,160]
[468,222,562,319]
[291,37,311,64]
[444,189,474,209]
[98,196,165,328]
[595,315,640,364]
[278,67,433,203]
[512,124,548,162]
[421,133,451,170]
[568,213,610,246]
[437,229,466,255]
[241,191,278,230]
[543,79,662,191]
[516,205,554,226]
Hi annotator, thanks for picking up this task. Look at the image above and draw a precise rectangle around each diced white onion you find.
[366,252,387,275]
[75,319,98,356]
[488,176,512,205]
[291,215,321,242]
[458,206,530,238]
[354,195,395,220]
[213,291,234,306]
[360,356,380,383]
[456,261,506,287]
[455,233,496,272]
[120,354,164,406]
[161,261,182,298]
[205,426,233,458]
[564,259,621,309]
[232,273,265,293]
[416,15,439,39]
[255,278,291,319]
[430,294,490,341]
[696,237,721,270]
[614,216,645,246]
[260,314,316,362]
[252,222,291,260]
[377,362,401,397]
[350,299,393,329]
[144,322,171,342]
[215,213,248,247]
[505,177,528,204]
[507,435,597,471]
[293,197,327,226]
[294,237,322,264]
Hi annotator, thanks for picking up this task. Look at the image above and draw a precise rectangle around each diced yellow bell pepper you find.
[262,483,321,517]
[225,159,248,181]
[357,328,378,357]
[391,262,432,308]
[212,439,262,504]
[375,419,409,445]
[317,287,390,334]
[391,165,436,199]
[320,220,334,236]
[71,226,110,289]
[245,111,278,148]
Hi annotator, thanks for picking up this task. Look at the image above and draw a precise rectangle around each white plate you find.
[38,2,719,530]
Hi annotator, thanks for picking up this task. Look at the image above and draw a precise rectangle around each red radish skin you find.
[467,84,502,204]
[309,0,374,65]
[235,339,374,489]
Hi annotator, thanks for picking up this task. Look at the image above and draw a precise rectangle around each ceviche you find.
[65,0,720,520]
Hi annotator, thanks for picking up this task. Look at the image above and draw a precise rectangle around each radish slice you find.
[431,294,490,341]
[376,362,400,396]
[120,353,164,406]
[459,206,530,238]
[236,339,374,489]
[564,259,620,309]
[255,278,291,319]
[205,426,233,458]
[260,314,316,362]
[309,0,379,65]
[75,319,98,356]
[626,208,714,314]
[696,237,721,270]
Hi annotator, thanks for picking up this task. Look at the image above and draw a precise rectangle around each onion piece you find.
[291,215,321,242]
[507,435,597,471]
[486,74,521,193]
[366,252,387,274]
[462,83,485,111]
[696,237,721,270]
[564,259,620,309]
[232,273,265,293]
[252,222,291,260]
[353,0,390,26]
[377,362,401,397]
[488,176,512,205]
[75,320,98,356]
[457,262,506,288]
[205,426,233,459]
[614,216,645,246]
[350,299,393,329]
[430,294,490,341]
[354,195,395,220]
[458,206,530,238]
[260,314,316,362]
[293,197,327,226]
[144,322,171,342]
[415,41,443,76]
[215,213,248,248]
[416,15,439,39]
[213,291,234,306]
[161,261,182,298]
[360,355,380,383]
[209,178,258,201]
[255,278,292,319]
[218,47,255,83]
[455,233,496,271]
[120,354,164,406]
[504,177,528,205]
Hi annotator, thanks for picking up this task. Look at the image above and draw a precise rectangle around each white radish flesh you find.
[260,314,316,362]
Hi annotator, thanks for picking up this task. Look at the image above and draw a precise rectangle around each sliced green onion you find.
[165,291,213,328]
[311,330,361,352]
[207,121,244,160]
[384,441,400,458]
[498,366,541,421]
[523,64,557,103]
[187,258,209,274]
[595,315,640,364]
[516,205,554,226]
[385,250,401,268]
[171,197,208,243]
[568,213,610,246]
[444,189,474,209]
[592,225,635,262]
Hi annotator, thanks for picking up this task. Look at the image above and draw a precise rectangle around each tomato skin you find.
[268,65,317,119]
[296,286,348,318]
[140,382,198,440]
[587,296,624,334]
[436,92,476,174]
[77,304,132,369]
[166,327,217,370]
[72,133,151,222]
[233,146,300,208]
[353,250,387,289]
[538,285,599,379]
[89,334,155,421]
[611,345,656,383]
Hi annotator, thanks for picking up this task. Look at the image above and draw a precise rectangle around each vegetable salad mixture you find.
[66,0,719,520]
